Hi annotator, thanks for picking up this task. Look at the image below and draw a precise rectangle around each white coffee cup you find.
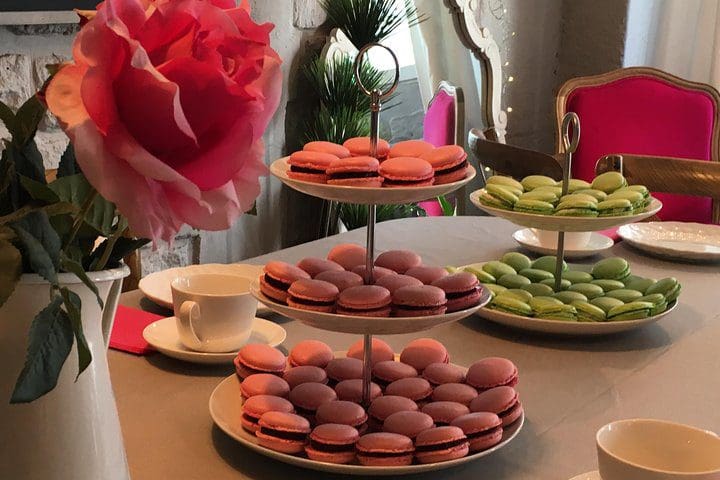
[597,419,720,480]
[171,273,258,353]
[534,229,592,249]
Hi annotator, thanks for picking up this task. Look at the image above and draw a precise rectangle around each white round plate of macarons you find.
[209,373,524,475]
[249,279,492,335]
[469,188,662,232]
[270,157,476,205]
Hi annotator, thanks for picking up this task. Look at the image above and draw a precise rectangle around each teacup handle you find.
[176,300,204,351]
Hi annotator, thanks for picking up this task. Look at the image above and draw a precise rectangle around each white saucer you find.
[568,471,600,480]
[618,222,720,262]
[142,317,286,364]
[513,228,614,259]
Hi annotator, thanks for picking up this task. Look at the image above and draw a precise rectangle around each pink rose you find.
[46,0,282,243]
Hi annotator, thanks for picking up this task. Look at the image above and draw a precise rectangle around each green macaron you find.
[486,175,524,192]
[514,199,555,215]
[623,276,657,294]
[597,198,633,216]
[606,190,645,210]
[616,184,650,199]
[480,184,519,210]
[501,252,532,272]
[532,256,568,273]
[553,290,588,304]
[607,301,653,321]
[490,295,533,316]
[522,283,555,297]
[645,277,681,303]
[540,278,571,291]
[637,293,668,316]
[519,268,555,283]
[574,189,608,201]
[559,193,599,204]
[564,178,592,193]
[483,283,507,297]
[591,257,630,281]
[529,296,563,310]
[519,190,559,204]
[604,288,644,303]
[497,273,532,289]
[463,265,497,283]
[445,266,461,274]
[561,270,594,284]
[500,289,534,303]
[591,171,627,193]
[534,303,578,321]
[591,296,625,313]
[482,261,517,279]
[554,199,599,217]
[590,279,626,292]
[568,283,605,299]
[532,186,563,197]
[571,300,607,322]
[522,175,558,191]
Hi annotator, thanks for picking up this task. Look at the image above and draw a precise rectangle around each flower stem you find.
[92,218,127,271]
[63,188,98,250]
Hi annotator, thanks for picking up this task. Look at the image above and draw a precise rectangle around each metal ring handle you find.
[353,42,400,100]
[561,112,580,154]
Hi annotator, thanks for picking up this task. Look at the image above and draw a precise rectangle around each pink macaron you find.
[451,412,503,453]
[240,373,291,399]
[303,140,351,159]
[283,366,329,389]
[260,261,310,304]
[379,157,434,187]
[336,285,392,317]
[350,265,397,282]
[414,426,469,464]
[343,136,390,159]
[256,411,311,454]
[234,344,287,379]
[384,377,433,404]
[421,401,470,426]
[346,337,395,366]
[469,386,523,427]
[316,400,368,433]
[405,266,449,285]
[334,379,383,404]
[327,156,383,187]
[325,357,364,383]
[419,145,469,185]
[327,243,367,270]
[374,274,423,294]
[392,285,448,317]
[388,139,434,158]
[288,340,334,368]
[289,382,338,424]
[287,150,338,183]
[465,357,519,391]
[375,250,422,274]
[400,338,450,373]
[356,432,415,466]
[432,272,482,312]
[431,383,478,406]
[368,395,419,431]
[314,269,364,292]
[241,395,295,433]
[372,360,418,387]
[297,257,344,278]
[382,410,435,440]
[287,279,339,313]
[422,362,466,386]
[305,423,359,464]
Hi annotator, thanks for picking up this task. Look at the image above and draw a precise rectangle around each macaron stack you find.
[258,245,485,316]
[234,339,522,465]
[455,252,681,322]
[286,138,470,187]
[478,172,652,217]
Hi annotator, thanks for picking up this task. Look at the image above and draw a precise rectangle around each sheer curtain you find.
[625,0,720,88]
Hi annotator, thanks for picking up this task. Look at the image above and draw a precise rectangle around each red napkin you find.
[110,305,163,355]
[598,227,621,242]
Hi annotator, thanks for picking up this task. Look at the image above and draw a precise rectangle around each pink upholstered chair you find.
[419,81,465,215]
[556,67,720,224]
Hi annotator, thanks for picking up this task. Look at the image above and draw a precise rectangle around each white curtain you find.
[625,0,720,88]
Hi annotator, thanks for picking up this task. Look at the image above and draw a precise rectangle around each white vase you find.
[0,266,131,480]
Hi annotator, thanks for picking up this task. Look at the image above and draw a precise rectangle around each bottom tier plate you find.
[476,301,677,335]
[209,374,524,476]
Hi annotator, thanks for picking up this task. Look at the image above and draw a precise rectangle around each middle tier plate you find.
[250,279,491,334]
[271,157,477,205]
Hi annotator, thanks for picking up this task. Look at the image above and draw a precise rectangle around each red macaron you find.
[374,250,422,274]
[260,261,310,304]
[356,432,415,466]
[469,386,523,427]
[368,395,419,431]
[422,362,466,386]
[303,140,351,159]
[374,274,423,294]
[346,337,395,365]
[432,272,482,312]
[234,343,287,379]
[400,338,450,373]
[419,145,469,185]
[287,279,339,313]
[287,150,338,183]
[343,136,390,159]
[414,426,469,464]
[372,360,419,387]
[334,379,383,404]
[240,373,291,399]
[288,340,334,368]
[316,400,368,433]
[465,357,519,391]
[405,266,449,285]
[289,382,338,423]
[421,401,470,426]
[382,410,435,440]
[327,243,367,270]
[388,139,434,158]
[327,156,383,187]
[305,423,359,464]
[314,270,364,292]
[392,285,448,317]
[283,366,329,389]
[325,357,364,383]
[431,383,478,406]
[384,377,433,404]
[297,257,344,278]
[451,412,503,453]
[336,285,392,317]
[351,265,398,284]
[256,411,311,454]
[241,395,295,433]
[379,157,434,187]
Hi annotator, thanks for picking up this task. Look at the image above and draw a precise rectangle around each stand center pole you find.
[555,112,580,291]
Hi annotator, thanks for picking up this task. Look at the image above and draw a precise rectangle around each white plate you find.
[476,300,677,335]
[142,317,286,364]
[513,228,614,259]
[270,157,476,205]
[469,189,662,232]
[209,374,524,476]
[618,222,720,262]
[138,263,269,314]
[568,471,600,480]
[250,279,492,335]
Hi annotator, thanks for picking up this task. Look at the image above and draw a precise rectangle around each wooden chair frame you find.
[556,66,720,222]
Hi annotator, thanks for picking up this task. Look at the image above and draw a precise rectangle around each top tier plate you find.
[270,157,476,205]
[469,188,662,232]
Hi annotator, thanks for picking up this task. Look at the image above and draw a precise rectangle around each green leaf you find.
[0,100,16,137]
[19,175,60,203]
[437,195,457,216]
[85,236,149,271]
[13,141,46,185]
[11,210,61,285]
[11,295,74,403]
[14,94,46,147]
[59,287,91,380]
[0,149,12,200]
[49,175,115,236]
[0,239,22,308]
[60,255,103,308]
[56,144,81,178]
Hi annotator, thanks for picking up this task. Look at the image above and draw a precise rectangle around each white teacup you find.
[597,419,720,480]
[171,274,258,353]
[534,229,591,249]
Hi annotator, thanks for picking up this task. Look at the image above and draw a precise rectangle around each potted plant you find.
[0,1,282,478]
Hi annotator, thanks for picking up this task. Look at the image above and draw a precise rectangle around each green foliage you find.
[437,195,457,216]
[0,238,22,308]
[320,0,425,49]
[338,203,427,230]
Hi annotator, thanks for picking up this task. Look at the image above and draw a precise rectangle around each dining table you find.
[110,216,720,480]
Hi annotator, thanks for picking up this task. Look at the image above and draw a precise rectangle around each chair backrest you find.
[556,67,720,224]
